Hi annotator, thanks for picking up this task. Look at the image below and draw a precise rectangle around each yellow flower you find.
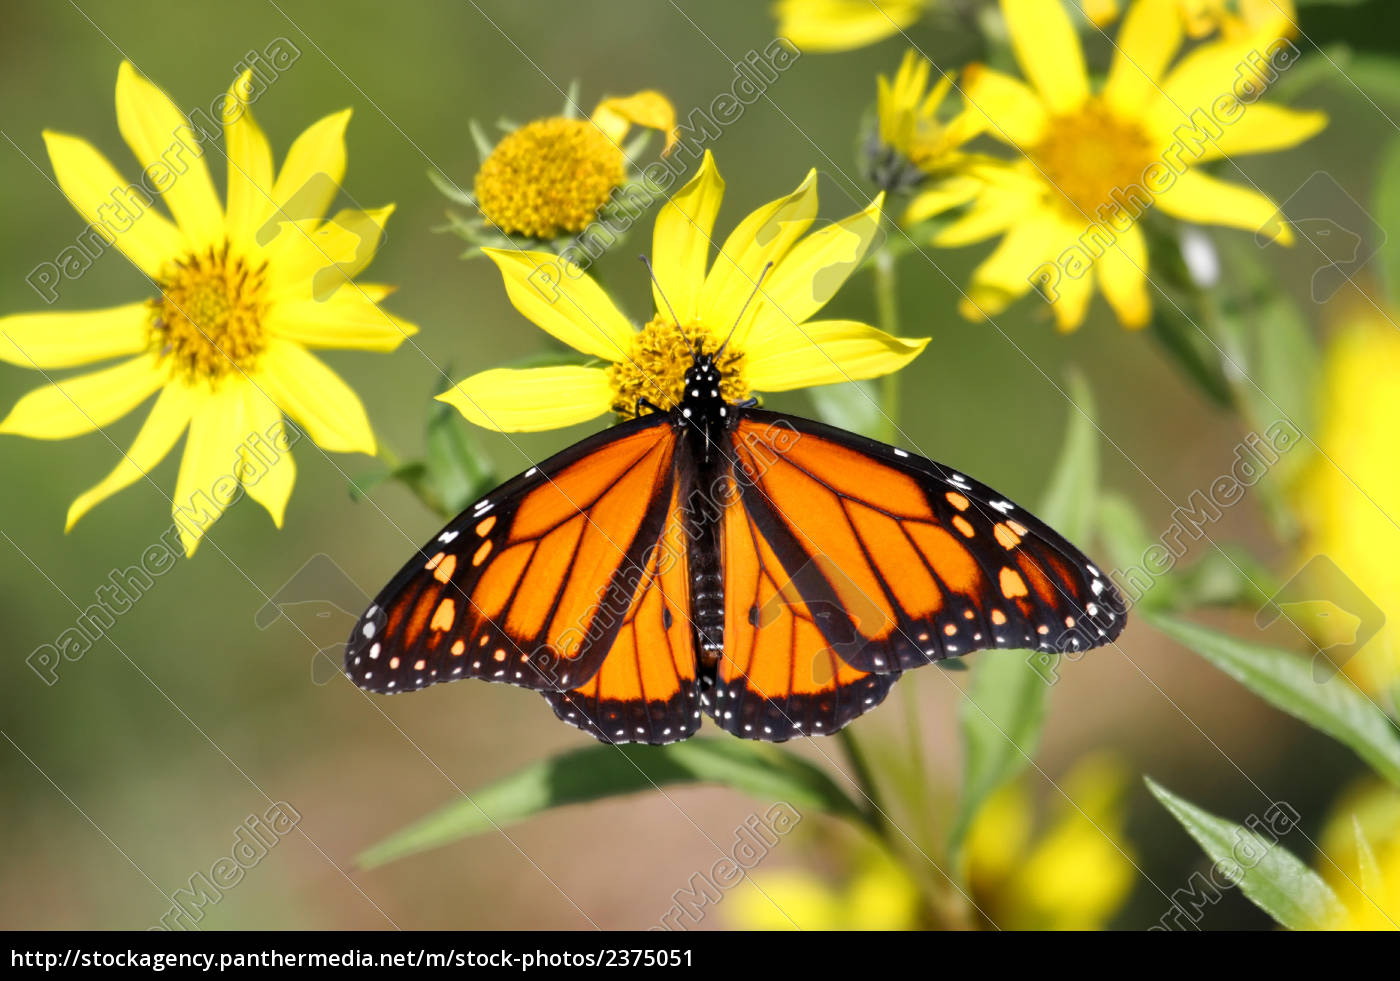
[965,754,1136,929]
[913,0,1325,331]
[1295,311,1400,697]
[472,91,676,240]
[727,841,924,930]
[868,50,984,192]
[439,150,928,433]
[773,0,929,53]
[1086,0,1297,40]
[0,62,416,555]
[1315,781,1400,930]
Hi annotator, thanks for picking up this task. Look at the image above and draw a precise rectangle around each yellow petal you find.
[1155,169,1290,243]
[1095,223,1152,329]
[1192,105,1327,162]
[591,91,677,153]
[66,382,198,531]
[263,206,394,301]
[171,382,248,556]
[1104,0,1185,117]
[42,130,184,278]
[1082,0,1120,26]
[958,210,1063,318]
[255,339,375,454]
[436,365,613,433]
[773,0,924,53]
[0,353,164,439]
[0,303,150,368]
[1158,28,1287,123]
[699,170,819,336]
[1049,261,1096,332]
[238,384,296,528]
[651,150,724,322]
[1001,0,1089,114]
[902,175,984,225]
[961,64,1048,148]
[743,319,928,391]
[934,181,1034,247]
[481,248,635,361]
[268,108,351,227]
[264,294,417,352]
[223,70,276,249]
[114,61,223,249]
[742,193,884,349]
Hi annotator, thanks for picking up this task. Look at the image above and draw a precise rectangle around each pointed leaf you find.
[1150,614,1400,787]
[357,739,867,868]
[1147,777,1345,931]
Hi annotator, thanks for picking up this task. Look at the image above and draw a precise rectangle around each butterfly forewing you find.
[344,415,679,697]
[728,411,1126,676]
[544,480,701,744]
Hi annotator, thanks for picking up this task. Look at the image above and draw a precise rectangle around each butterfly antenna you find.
[715,261,774,357]
[639,255,695,358]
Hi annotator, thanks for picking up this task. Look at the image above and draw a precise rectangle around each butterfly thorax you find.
[674,354,735,462]
[674,354,736,673]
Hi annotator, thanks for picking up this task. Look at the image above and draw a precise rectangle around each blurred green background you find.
[0,0,1394,930]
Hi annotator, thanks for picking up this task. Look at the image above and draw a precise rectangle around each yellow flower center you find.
[148,243,268,383]
[1032,100,1159,221]
[474,117,625,239]
[608,318,748,419]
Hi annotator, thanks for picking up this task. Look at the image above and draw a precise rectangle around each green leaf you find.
[1038,370,1100,543]
[949,375,1099,855]
[357,739,868,869]
[1149,614,1400,787]
[1373,134,1400,310]
[1146,777,1345,931]
[1273,48,1400,107]
[807,378,883,440]
[428,167,475,207]
[424,402,496,516]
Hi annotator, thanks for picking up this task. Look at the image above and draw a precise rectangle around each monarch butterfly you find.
[344,342,1126,745]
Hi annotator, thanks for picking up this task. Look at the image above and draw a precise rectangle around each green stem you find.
[836,726,899,845]
[376,444,450,519]
[873,247,902,445]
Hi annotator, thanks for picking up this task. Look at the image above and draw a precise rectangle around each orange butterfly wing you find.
[728,412,1125,678]
[544,480,700,743]
[345,416,681,698]
[709,454,899,741]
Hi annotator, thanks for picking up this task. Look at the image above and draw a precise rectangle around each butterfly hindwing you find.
[344,415,679,697]
[544,479,701,744]
[708,460,900,741]
[728,411,1125,676]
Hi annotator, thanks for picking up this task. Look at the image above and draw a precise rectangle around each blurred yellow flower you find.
[868,50,984,193]
[965,754,1137,929]
[1316,781,1400,930]
[1085,0,1297,40]
[473,91,676,240]
[1295,312,1400,697]
[727,843,924,930]
[774,0,929,53]
[440,150,928,432]
[0,62,415,555]
[913,0,1325,331]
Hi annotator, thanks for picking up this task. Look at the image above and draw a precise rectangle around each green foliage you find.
[1148,614,1400,788]
[358,739,869,868]
[948,373,1098,856]
[1146,778,1346,931]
